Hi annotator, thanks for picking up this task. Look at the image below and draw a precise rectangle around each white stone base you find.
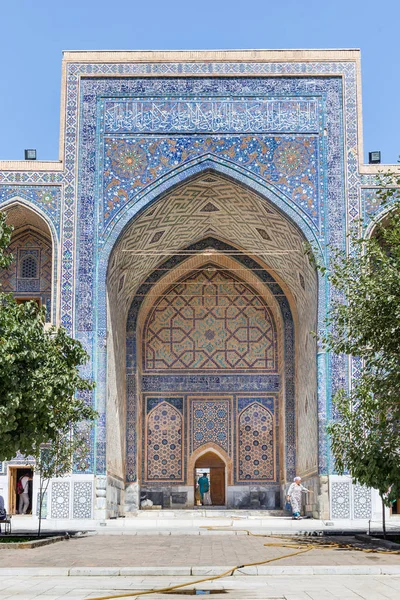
[329,475,387,523]
[0,470,94,520]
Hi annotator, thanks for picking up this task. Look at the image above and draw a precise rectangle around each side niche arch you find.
[0,200,56,322]
[144,401,183,482]
[238,401,275,481]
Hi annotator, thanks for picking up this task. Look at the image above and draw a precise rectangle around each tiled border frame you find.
[72,64,344,479]
[0,187,61,324]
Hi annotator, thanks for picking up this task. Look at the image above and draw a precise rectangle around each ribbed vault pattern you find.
[107,173,315,318]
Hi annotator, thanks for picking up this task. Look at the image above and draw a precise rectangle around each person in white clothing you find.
[286,476,313,520]
[18,473,31,515]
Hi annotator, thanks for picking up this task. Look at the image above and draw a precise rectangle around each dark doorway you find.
[8,467,33,515]
[194,451,226,506]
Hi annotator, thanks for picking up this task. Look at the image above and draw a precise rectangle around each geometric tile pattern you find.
[190,398,230,453]
[0,231,51,293]
[144,267,277,372]
[0,230,52,321]
[353,483,372,519]
[109,176,314,320]
[72,481,93,519]
[330,481,351,519]
[50,481,70,519]
[146,402,183,481]
[238,402,275,481]
[104,135,319,228]
[126,237,295,484]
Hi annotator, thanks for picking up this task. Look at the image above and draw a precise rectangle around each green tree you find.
[0,211,13,268]
[317,168,400,535]
[0,210,97,461]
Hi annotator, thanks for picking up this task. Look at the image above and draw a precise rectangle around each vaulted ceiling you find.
[107,172,317,321]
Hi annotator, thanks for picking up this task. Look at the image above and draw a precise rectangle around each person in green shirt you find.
[198,473,209,504]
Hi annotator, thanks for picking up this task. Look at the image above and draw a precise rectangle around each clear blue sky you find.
[1,0,398,163]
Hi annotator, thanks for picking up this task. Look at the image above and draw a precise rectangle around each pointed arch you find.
[144,401,183,482]
[102,158,324,266]
[237,401,276,482]
[103,169,319,497]
[1,196,58,245]
[189,444,232,486]
[0,198,58,323]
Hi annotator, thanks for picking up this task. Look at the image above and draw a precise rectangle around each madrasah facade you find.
[0,50,395,523]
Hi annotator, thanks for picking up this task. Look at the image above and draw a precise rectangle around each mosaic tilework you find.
[238,401,275,481]
[73,69,346,481]
[146,397,183,414]
[126,239,294,483]
[0,185,61,236]
[142,396,185,483]
[108,175,316,316]
[190,398,231,454]
[72,481,93,519]
[0,230,52,321]
[361,187,399,231]
[104,97,320,134]
[103,135,319,229]
[50,481,70,519]
[142,374,280,393]
[144,267,277,371]
[145,402,183,481]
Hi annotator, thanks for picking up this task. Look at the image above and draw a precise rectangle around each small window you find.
[15,298,41,307]
[20,255,38,279]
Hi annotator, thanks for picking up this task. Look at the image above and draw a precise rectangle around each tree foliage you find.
[318,167,400,505]
[0,211,13,269]
[0,210,96,461]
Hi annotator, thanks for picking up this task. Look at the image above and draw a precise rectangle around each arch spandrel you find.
[102,157,324,255]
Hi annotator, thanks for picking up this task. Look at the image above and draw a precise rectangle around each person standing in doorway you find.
[17,472,31,515]
[198,472,209,505]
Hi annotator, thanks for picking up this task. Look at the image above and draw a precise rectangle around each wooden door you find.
[210,467,225,505]
[8,468,17,514]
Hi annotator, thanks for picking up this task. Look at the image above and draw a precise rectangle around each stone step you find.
[123,509,285,519]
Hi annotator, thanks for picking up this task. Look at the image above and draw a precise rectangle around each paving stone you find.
[69,567,120,576]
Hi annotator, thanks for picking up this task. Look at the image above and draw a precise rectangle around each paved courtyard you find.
[1,534,400,568]
[1,573,400,599]
[1,535,400,599]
